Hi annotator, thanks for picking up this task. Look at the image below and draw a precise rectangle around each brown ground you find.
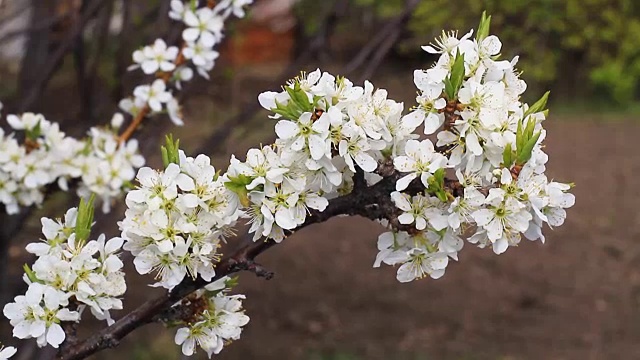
[3,62,640,360]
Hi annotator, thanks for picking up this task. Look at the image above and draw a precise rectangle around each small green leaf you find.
[285,83,313,114]
[523,91,550,117]
[449,50,466,97]
[161,147,169,168]
[502,143,513,167]
[75,194,96,242]
[444,78,455,100]
[516,119,524,151]
[225,276,239,289]
[524,118,535,140]
[25,119,42,141]
[477,11,492,42]
[161,134,180,167]
[274,99,302,120]
[516,131,541,164]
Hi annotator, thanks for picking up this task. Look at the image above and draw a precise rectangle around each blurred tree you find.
[335,0,640,105]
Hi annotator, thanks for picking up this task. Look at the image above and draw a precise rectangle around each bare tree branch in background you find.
[348,0,421,82]
[18,0,106,112]
[195,0,419,156]
[17,0,56,109]
[81,0,115,122]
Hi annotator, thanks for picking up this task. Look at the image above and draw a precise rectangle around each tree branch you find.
[58,168,460,360]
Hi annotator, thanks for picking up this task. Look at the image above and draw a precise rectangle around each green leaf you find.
[516,131,541,164]
[449,50,466,97]
[502,142,513,167]
[516,119,524,151]
[285,82,313,113]
[75,194,96,242]
[524,118,535,140]
[444,78,455,100]
[273,99,302,120]
[161,134,180,167]
[476,11,492,42]
[425,168,448,202]
[161,147,169,168]
[28,119,42,140]
[523,91,550,117]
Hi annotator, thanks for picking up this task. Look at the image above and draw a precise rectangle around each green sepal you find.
[122,180,135,190]
[425,242,439,253]
[426,168,448,202]
[523,91,550,118]
[224,174,254,207]
[23,264,43,284]
[225,276,239,289]
[75,194,96,242]
[161,134,180,167]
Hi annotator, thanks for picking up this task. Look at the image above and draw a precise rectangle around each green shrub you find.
[352,0,640,105]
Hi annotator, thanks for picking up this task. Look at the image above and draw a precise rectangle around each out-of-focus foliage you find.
[350,0,640,104]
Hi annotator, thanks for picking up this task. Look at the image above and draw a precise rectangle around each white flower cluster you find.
[3,206,126,347]
[173,277,249,358]
[0,112,144,214]
[229,69,420,242]
[2,12,576,357]
[122,0,253,125]
[120,151,241,289]
[3,283,79,349]
[240,19,574,282]
[372,25,575,282]
[0,343,16,360]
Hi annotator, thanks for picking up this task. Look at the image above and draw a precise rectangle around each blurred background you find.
[1,0,639,359]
